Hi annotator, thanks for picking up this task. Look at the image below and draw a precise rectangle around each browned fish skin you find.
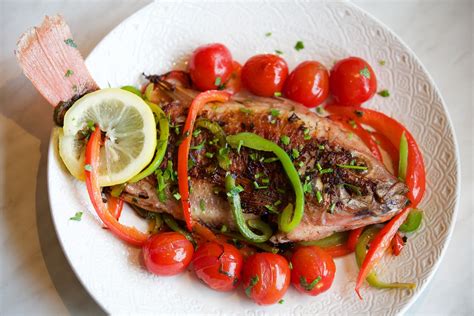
[122,79,408,243]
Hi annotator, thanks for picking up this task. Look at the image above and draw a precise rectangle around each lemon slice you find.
[59,88,156,186]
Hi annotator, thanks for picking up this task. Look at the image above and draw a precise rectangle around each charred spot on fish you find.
[53,92,89,126]
[288,112,300,123]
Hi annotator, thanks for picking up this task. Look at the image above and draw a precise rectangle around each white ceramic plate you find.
[48,1,460,314]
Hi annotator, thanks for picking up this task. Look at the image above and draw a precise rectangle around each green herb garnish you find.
[280,135,290,145]
[294,41,304,51]
[245,275,259,297]
[316,190,323,203]
[199,199,206,212]
[360,66,371,78]
[173,192,181,200]
[65,69,74,77]
[275,50,283,55]
[263,157,279,163]
[299,276,321,291]
[378,89,390,97]
[84,164,92,171]
[214,77,222,87]
[337,164,368,170]
[69,211,83,221]
[291,148,300,159]
[265,32,272,37]
[64,38,77,48]
[270,109,280,117]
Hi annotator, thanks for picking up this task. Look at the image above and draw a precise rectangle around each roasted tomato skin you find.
[241,253,290,305]
[192,241,243,291]
[188,43,233,91]
[290,246,336,296]
[142,232,194,276]
[241,54,289,97]
[283,61,329,107]
[223,61,242,95]
[329,57,377,106]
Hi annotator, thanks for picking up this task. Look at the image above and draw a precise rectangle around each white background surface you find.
[0,0,472,315]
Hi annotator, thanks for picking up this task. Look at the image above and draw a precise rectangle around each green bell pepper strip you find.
[195,118,230,170]
[162,213,196,247]
[399,209,423,233]
[121,85,143,98]
[356,226,415,290]
[144,83,154,101]
[298,231,349,247]
[226,132,305,233]
[195,119,227,147]
[129,101,170,183]
[225,174,272,243]
[398,131,408,181]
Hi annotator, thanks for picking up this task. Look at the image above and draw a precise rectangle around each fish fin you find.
[15,14,98,106]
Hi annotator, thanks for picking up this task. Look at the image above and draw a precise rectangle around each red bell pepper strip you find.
[328,114,383,162]
[324,106,425,206]
[354,207,410,298]
[323,244,353,258]
[85,125,149,247]
[347,227,364,252]
[371,131,399,175]
[108,195,123,220]
[391,232,405,256]
[177,90,231,231]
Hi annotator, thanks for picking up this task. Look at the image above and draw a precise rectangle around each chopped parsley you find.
[359,66,371,79]
[303,128,311,140]
[337,164,368,170]
[227,184,244,197]
[69,211,83,221]
[315,106,325,115]
[273,91,282,97]
[239,107,253,115]
[316,190,323,203]
[64,38,77,48]
[348,120,357,129]
[294,41,305,51]
[280,135,290,145]
[303,176,312,194]
[253,181,268,190]
[300,276,322,291]
[173,192,181,200]
[270,108,280,117]
[328,203,336,214]
[255,172,265,179]
[64,69,74,77]
[191,141,205,151]
[214,77,222,87]
[319,168,333,175]
[265,204,278,214]
[205,152,214,158]
[245,275,259,297]
[278,299,284,304]
[378,60,386,66]
[347,132,354,140]
[377,89,390,97]
[265,32,272,37]
[220,225,228,233]
[289,262,293,270]
[275,50,283,55]
[199,199,206,212]
[84,164,92,171]
[291,148,300,159]
[192,128,201,137]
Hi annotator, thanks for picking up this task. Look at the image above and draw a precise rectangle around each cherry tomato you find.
[329,57,377,106]
[192,241,243,291]
[290,246,335,296]
[241,253,290,305]
[241,54,288,97]
[223,61,242,95]
[142,232,194,276]
[283,61,329,107]
[188,43,233,91]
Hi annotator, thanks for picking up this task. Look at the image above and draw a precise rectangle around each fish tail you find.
[15,14,98,106]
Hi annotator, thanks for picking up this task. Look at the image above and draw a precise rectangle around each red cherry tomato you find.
[223,61,242,95]
[192,241,243,291]
[142,232,194,276]
[241,253,290,305]
[283,61,329,107]
[330,57,377,106]
[290,246,335,296]
[188,43,233,91]
[241,54,288,97]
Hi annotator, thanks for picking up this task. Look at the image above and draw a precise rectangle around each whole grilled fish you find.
[121,77,408,243]
[17,15,408,244]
